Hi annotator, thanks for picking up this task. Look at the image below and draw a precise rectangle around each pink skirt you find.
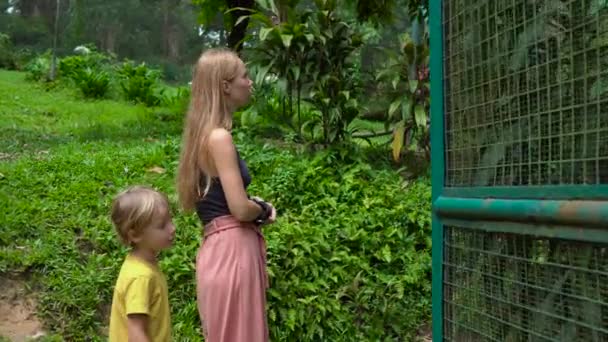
[196,215,269,342]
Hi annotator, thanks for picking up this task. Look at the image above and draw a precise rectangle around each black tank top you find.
[195,151,252,225]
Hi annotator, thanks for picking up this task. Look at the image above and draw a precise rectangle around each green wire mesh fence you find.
[440,0,608,340]
[443,226,608,341]
[443,0,608,187]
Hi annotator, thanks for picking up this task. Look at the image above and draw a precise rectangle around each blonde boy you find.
[108,186,175,342]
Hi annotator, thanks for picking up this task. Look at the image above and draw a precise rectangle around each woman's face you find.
[224,62,253,109]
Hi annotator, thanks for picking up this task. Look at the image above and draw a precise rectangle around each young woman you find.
[176,48,276,342]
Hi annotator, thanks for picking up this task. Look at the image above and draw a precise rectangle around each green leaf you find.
[589,0,608,16]
[388,99,401,117]
[590,32,608,48]
[474,122,523,185]
[381,245,392,263]
[255,0,278,14]
[590,78,608,99]
[391,76,399,90]
[259,27,274,41]
[289,65,300,81]
[414,105,427,128]
[234,14,251,27]
[409,80,418,93]
[254,63,273,86]
[392,122,405,161]
[400,102,409,122]
[281,34,294,48]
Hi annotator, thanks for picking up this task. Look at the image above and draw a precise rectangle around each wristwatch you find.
[251,198,271,225]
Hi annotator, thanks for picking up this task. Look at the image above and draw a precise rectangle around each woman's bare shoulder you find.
[208,128,232,146]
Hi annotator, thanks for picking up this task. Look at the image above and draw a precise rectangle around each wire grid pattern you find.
[443,226,608,341]
[443,0,608,187]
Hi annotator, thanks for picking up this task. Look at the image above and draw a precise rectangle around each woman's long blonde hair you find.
[176,48,242,212]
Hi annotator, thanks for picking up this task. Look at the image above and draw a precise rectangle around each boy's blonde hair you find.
[110,186,169,246]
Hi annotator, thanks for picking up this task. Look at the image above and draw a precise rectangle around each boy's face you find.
[133,205,176,252]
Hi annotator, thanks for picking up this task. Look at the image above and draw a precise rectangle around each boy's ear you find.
[128,230,143,245]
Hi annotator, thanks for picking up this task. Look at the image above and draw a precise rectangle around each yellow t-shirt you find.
[108,254,171,342]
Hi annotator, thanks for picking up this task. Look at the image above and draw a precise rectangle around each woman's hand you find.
[267,203,277,224]
[252,196,277,225]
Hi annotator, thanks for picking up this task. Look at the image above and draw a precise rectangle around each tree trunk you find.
[163,0,181,62]
[105,27,117,53]
[278,1,289,23]
[163,0,170,57]
[168,29,181,62]
[49,0,61,81]
[226,0,254,52]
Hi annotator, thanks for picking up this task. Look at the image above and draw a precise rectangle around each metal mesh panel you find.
[443,0,608,187]
[443,226,608,341]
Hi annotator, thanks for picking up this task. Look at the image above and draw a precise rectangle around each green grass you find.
[0,70,181,158]
[0,69,432,341]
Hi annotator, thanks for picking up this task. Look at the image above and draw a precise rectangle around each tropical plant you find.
[245,0,364,144]
[377,20,430,161]
[72,67,111,99]
[58,47,114,79]
[116,61,164,107]
[24,51,52,81]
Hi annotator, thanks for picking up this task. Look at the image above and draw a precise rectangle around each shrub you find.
[152,85,191,123]
[161,85,190,115]
[24,51,51,81]
[56,48,114,98]
[59,51,109,78]
[117,61,164,106]
[71,67,110,99]
[239,143,432,340]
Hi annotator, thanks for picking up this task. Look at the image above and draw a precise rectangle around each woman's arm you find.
[208,128,264,222]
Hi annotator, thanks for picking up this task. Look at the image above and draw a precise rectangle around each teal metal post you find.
[429,0,444,340]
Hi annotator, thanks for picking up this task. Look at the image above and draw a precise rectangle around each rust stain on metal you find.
[558,200,603,225]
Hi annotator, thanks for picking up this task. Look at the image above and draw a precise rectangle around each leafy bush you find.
[12,48,37,71]
[58,50,113,80]
[117,61,164,106]
[160,85,190,114]
[71,67,111,99]
[24,51,51,81]
[240,143,432,341]
[152,85,191,123]
[56,49,114,98]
